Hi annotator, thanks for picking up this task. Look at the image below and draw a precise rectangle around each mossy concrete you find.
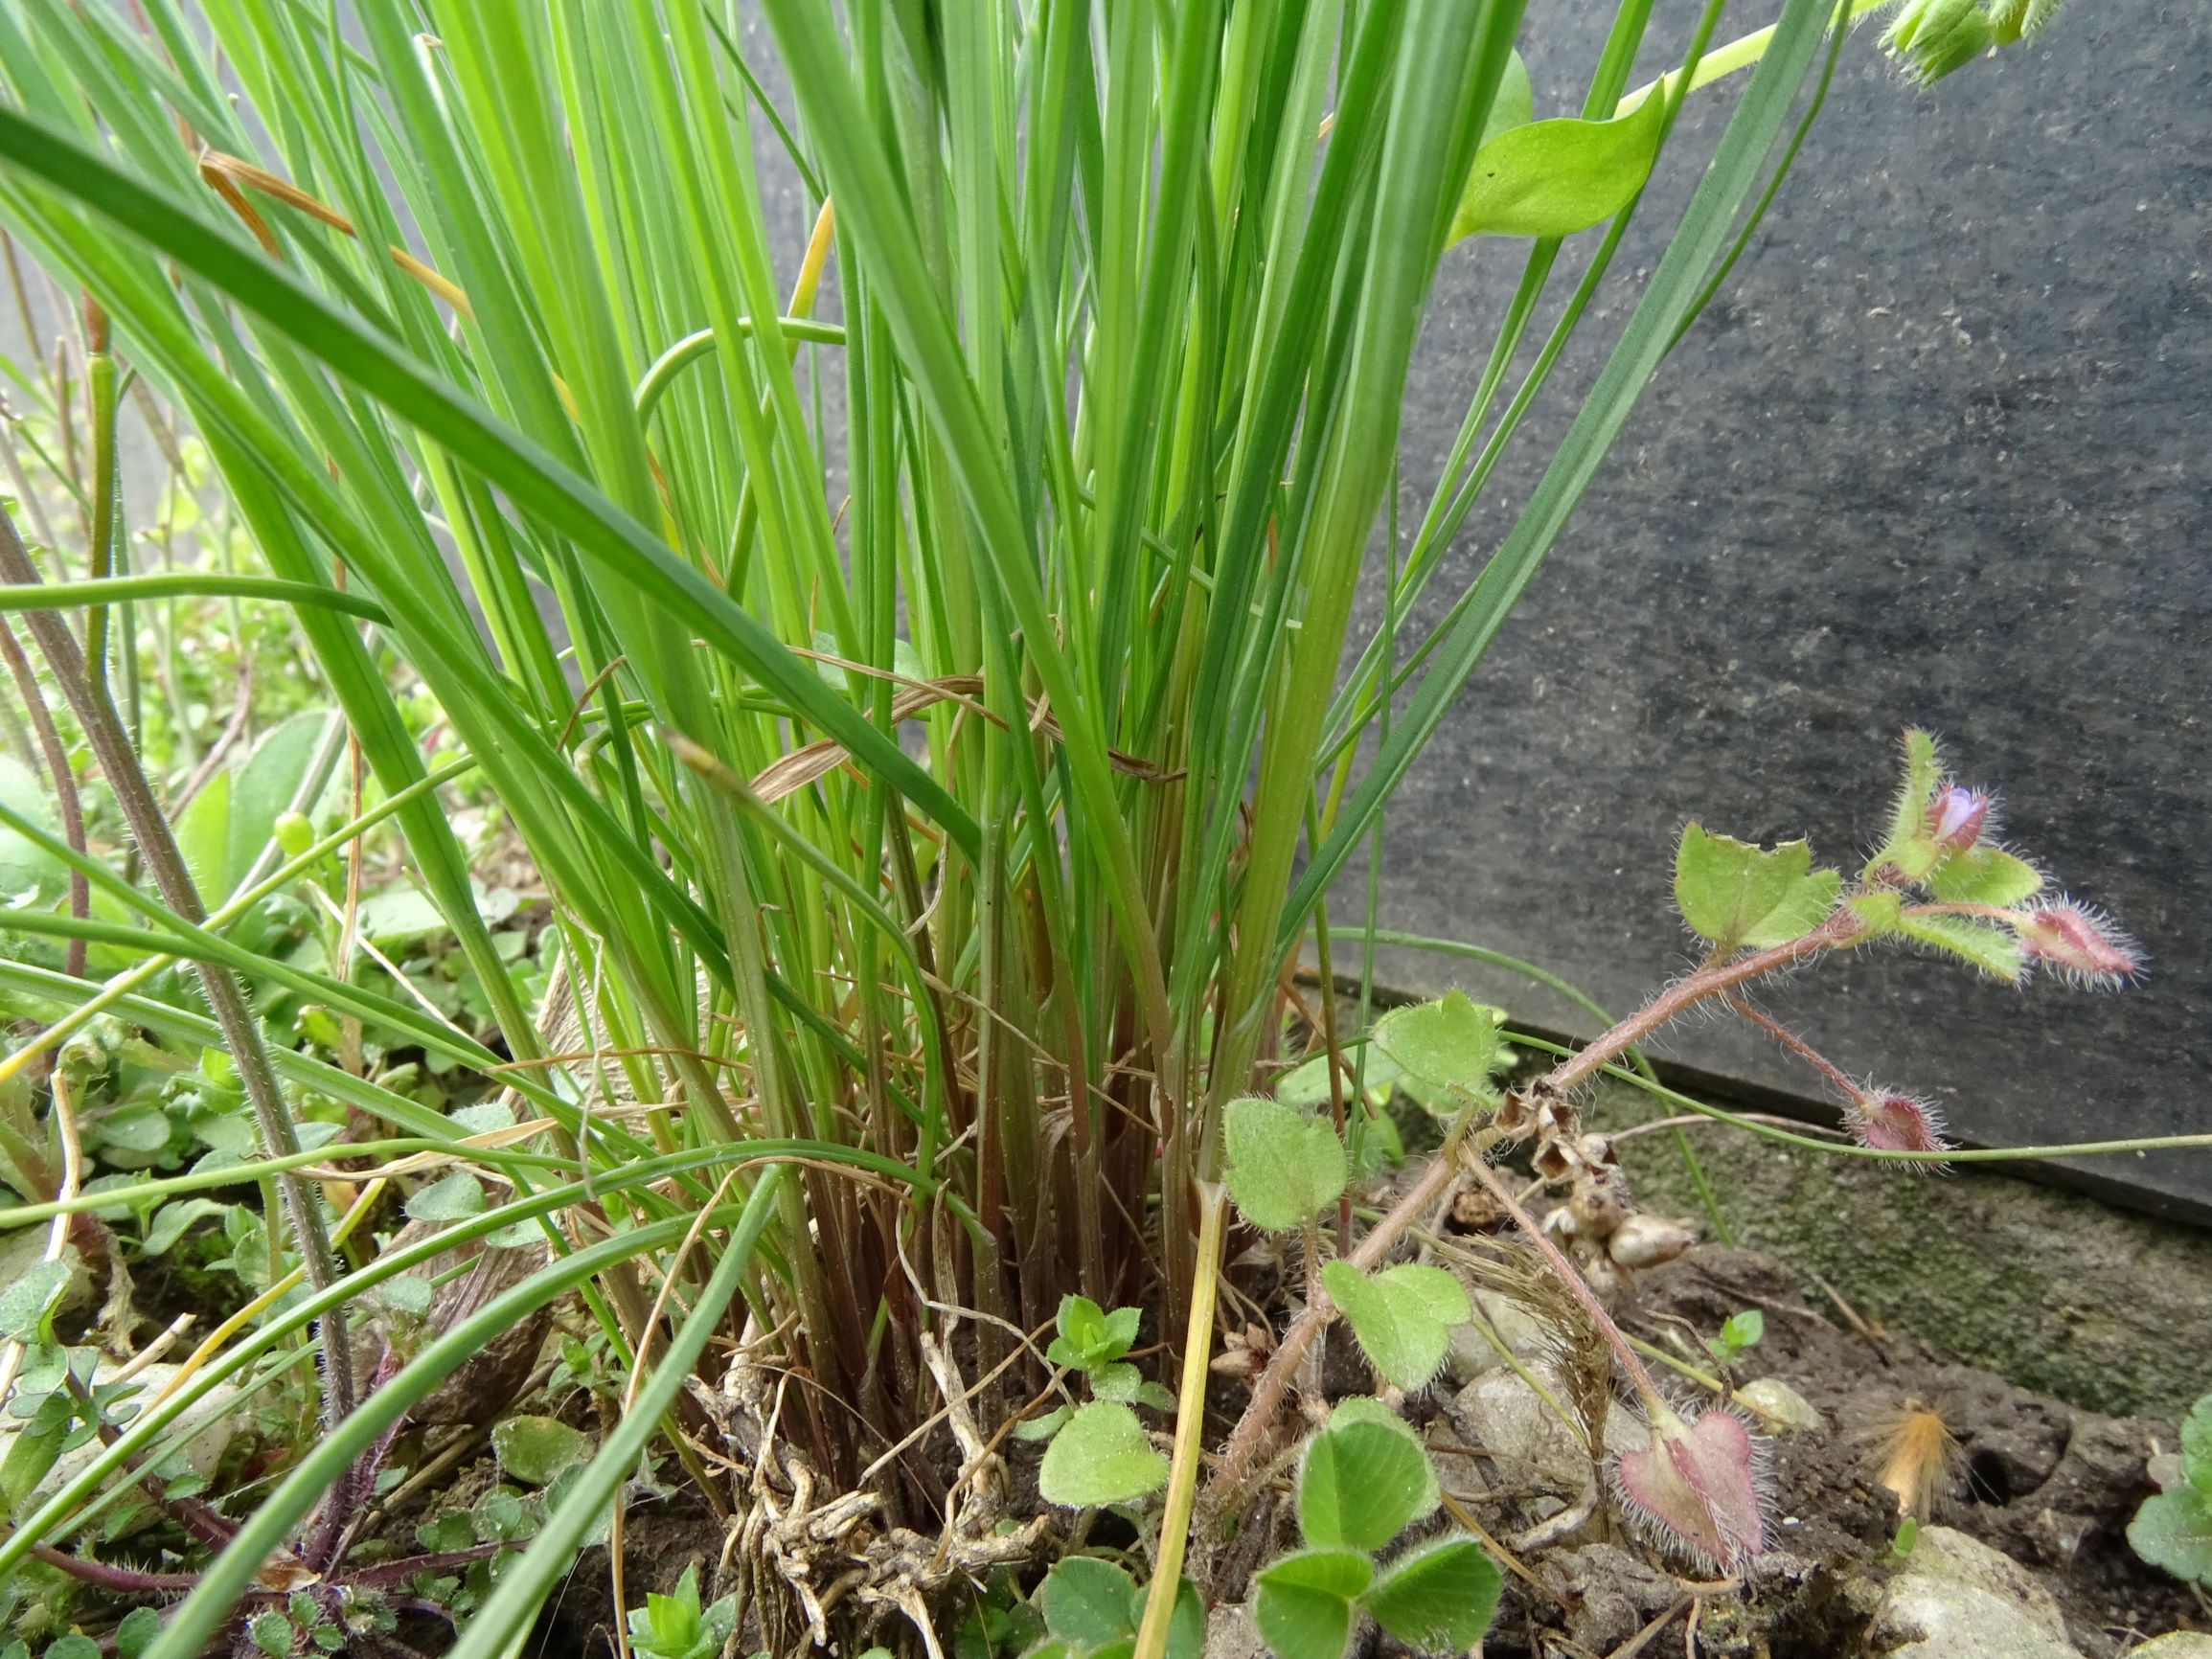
[1585,1079,2212,1421]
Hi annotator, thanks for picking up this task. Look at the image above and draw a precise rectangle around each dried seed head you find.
[1608,1213,1698,1271]
[1868,1402,1963,1519]
[1613,1403,1768,1573]
[1846,1089,1952,1163]
[2014,901,2143,988]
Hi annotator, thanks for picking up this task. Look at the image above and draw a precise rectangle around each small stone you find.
[1203,1602,1268,1659]
[1869,1525,2083,1658]
[1444,1287,1552,1385]
[2127,1638,2212,1658]
[1737,1376,1827,1434]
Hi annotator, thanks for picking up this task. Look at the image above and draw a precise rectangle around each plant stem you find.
[0,503,354,1430]
[1133,1179,1225,1659]
[1456,1153,1666,1414]
[1722,990,1859,1097]
[1541,913,1859,1096]
[0,613,86,977]
[1203,1117,1478,1511]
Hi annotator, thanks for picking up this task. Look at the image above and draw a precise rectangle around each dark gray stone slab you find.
[1357,1,2210,1217]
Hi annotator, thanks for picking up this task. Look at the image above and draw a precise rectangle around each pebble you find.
[1868,1525,2085,1659]
[1737,1375,1827,1434]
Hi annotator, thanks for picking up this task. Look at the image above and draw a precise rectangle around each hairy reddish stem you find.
[1721,992,1858,1097]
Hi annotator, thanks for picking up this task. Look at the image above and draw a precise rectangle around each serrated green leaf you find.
[1848,890,1904,935]
[1358,1535,1502,1649]
[404,1170,488,1222]
[1675,825,1840,950]
[491,1415,593,1487]
[1895,913,2025,981]
[1374,991,1501,1102]
[1253,1550,1373,1659]
[1056,1294,1109,1361]
[1276,1043,1403,1110]
[1320,1260,1471,1392]
[1450,89,1664,241]
[1038,1403,1167,1509]
[1927,845,2043,906]
[1223,1098,1347,1233]
[2129,1486,2212,1586]
[1038,1557,1138,1648]
[1299,1413,1438,1551]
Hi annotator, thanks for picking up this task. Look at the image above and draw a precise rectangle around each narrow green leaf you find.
[1927,845,2043,906]
[1895,912,2025,982]
[1450,88,1664,240]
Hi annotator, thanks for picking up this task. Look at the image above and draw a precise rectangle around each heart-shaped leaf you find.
[1320,1260,1470,1391]
[1253,1549,1373,1659]
[1614,1407,1767,1571]
[1298,1410,1438,1552]
[1450,88,1664,241]
[1359,1535,1502,1650]
[1038,1403,1167,1509]
[1375,990,1501,1103]
[1223,1098,1346,1233]
[1675,825,1840,951]
[404,1170,488,1222]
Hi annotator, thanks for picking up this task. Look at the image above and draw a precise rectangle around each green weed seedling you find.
[1253,1403,1502,1659]
[625,1563,738,1659]
[1029,1296,1174,1509]
[2127,1394,2212,1590]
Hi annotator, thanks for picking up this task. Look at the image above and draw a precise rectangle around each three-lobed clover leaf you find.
[1223,1098,1347,1233]
[1675,824,1841,952]
[1255,1403,1501,1659]
[1038,1402,1167,1509]
[1320,1260,1471,1392]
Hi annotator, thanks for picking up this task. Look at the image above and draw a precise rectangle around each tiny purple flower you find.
[1925,785,1990,853]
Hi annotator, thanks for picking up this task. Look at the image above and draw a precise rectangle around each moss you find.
[1590,1080,2212,1420]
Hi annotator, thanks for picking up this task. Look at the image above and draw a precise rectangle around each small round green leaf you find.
[1038,1557,1138,1648]
[1223,1098,1347,1233]
[1450,90,1663,241]
[1359,1535,1503,1650]
[404,1170,488,1223]
[1038,1402,1168,1509]
[1298,1414,1437,1551]
[2128,1487,2212,1586]
[1253,1549,1373,1659]
[491,1415,593,1487]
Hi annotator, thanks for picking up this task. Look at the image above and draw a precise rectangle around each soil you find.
[1453,1244,2202,1659]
